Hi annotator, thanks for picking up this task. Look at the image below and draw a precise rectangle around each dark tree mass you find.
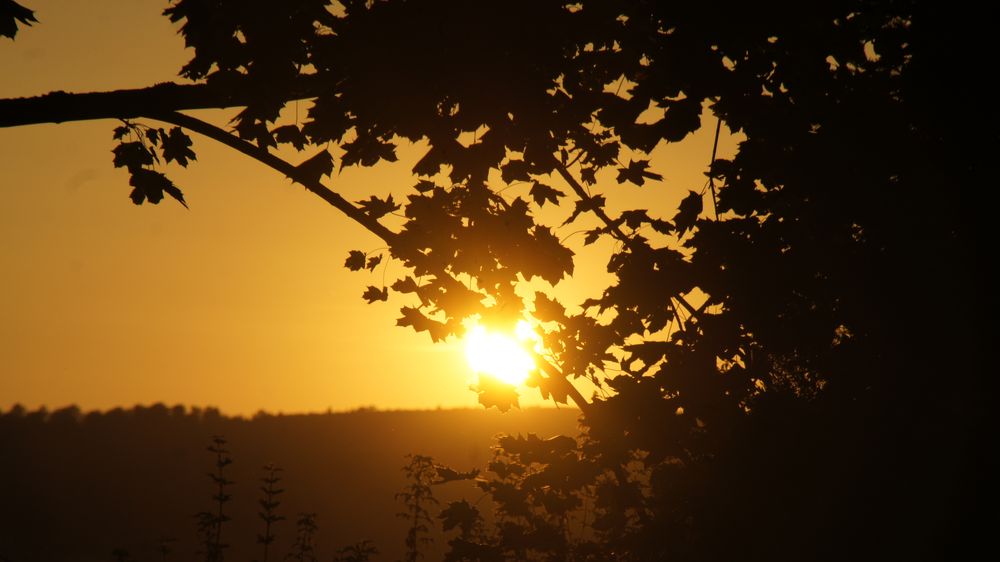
[1,1,994,560]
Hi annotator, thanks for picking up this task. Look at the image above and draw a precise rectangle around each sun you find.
[464,321,539,386]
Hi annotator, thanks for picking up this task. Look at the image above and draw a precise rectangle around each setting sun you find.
[464,321,539,386]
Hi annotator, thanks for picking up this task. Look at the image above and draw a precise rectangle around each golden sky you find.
[0,1,736,415]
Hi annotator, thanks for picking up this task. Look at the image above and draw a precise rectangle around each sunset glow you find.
[464,321,539,386]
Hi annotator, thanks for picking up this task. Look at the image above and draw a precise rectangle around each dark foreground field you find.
[0,404,580,562]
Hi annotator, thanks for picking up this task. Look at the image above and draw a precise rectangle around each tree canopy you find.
[1,0,993,559]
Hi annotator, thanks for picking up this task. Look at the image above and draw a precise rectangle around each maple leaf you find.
[474,376,519,412]
[112,142,155,172]
[344,250,366,271]
[396,306,451,342]
[362,285,388,303]
[413,179,436,193]
[236,120,276,150]
[562,194,607,226]
[659,96,703,142]
[528,226,574,284]
[295,149,334,184]
[500,159,531,183]
[365,253,383,271]
[356,194,400,219]
[112,124,131,141]
[390,277,419,294]
[128,168,187,208]
[529,182,564,207]
[271,124,307,150]
[532,292,566,323]
[341,135,397,168]
[161,127,196,167]
[616,159,663,187]
[673,190,704,235]
[0,0,36,39]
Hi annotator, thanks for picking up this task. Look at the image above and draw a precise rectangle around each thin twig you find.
[709,117,722,221]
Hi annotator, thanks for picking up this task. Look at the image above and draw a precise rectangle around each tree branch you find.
[0,75,324,128]
[552,160,704,322]
[537,359,592,416]
[146,111,398,245]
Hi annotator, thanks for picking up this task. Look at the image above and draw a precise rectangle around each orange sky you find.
[0,1,736,415]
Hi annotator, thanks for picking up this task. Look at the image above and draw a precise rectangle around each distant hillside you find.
[0,404,581,562]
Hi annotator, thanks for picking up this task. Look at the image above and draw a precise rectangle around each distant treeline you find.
[0,403,580,562]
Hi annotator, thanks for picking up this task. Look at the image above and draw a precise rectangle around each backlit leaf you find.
[295,149,334,184]
[362,285,388,303]
[161,127,196,167]
[529,182,564,207]
[344,250,366,271]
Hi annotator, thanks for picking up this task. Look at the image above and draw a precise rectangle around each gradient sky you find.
[0,0,736,415]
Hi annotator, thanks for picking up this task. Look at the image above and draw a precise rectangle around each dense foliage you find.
[2,0,992,559]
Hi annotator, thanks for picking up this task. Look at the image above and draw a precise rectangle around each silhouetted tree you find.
[1,1,992,559]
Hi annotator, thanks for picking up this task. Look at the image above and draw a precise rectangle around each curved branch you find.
[147,110,398,245]
[0,75,324,128]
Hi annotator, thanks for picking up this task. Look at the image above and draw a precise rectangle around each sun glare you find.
[464,321,539,386]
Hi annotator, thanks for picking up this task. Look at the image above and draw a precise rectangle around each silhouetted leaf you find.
[529,227,574,283]
[344,250,366,271]
[533,292,566,323]
[396,306,450,342]
[562,195,607,226]
[112,124,131,141]
[501,159,531,183]
[128,168,187,208]
[615,159,662,187]
[529,182,564,207]
[474,376,519,412]
[295,149,334,184]
[362,285,388,303]
[391,276,419,294]
[0,0,36,39]
[357,194,400,219]
[272,124,307,150]
[413,180,436,193]
[620,209,651,229]
[342,135,397,168]
[659,96,703,142]
[365,253,383,271]
[674,190,703,235]
[112,142,155,171]
[161,127,196,167]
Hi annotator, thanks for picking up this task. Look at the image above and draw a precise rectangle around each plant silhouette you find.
[197,435,233,562]
[256,463,285,562]
[396,454,438,562]
[0,0,993,559]
[286,512,319,562]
